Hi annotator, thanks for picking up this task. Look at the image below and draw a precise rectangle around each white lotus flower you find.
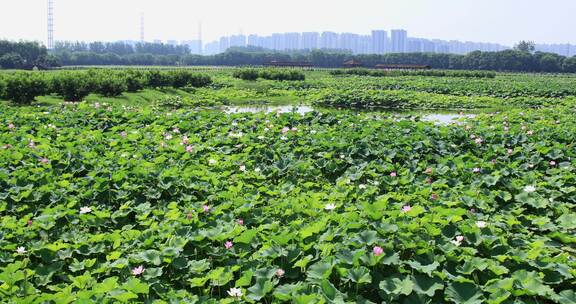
[227,287,243,298]
[79,206,92,214]
[476,221,487,228]
[324,204,336,210]
[208,159,217,165]
[524,185,536,193]
[451,235,464,246]
[16,247,27,254]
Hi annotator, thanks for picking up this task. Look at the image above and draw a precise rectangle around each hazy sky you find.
[1,0,575,46]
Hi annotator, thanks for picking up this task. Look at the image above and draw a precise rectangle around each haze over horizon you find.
[1,0,575,46]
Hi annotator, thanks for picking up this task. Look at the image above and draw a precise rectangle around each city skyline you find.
[198,29,511,56]
[120,29,572,58]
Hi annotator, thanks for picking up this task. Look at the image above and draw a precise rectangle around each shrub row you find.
[329,68,497,78]
[312,88,557,109]
[233,68,305,81]
[0,70,212,104]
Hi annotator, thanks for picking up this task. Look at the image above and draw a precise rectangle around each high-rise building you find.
[391,29,408,53]
[229,35,247,48]
[270,33,285,50]
[435,43,449,54]
[182,40,202,54]
[421,39,436,53]
[339,33,359,53]
[301,32,319,50]
[320,32,339,50]
[247,34,259,47]
[358,35,372,54]
[204,41,219,55]
[284,32,301,50]
[219,37,230,52]
[371,30,388,54]
[407,38,423,53]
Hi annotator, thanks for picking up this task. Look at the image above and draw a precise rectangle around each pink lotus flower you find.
[469,134,476,139]
[281,127,290,134]
[181,136,189,145]
[7,123,15,129]
[28,140,36,148]
[237,219,244,225]
[202,205,210,213]
[39,158,49,164]
[402,205,412,213]
[27,220,33,226]
[225,241,233,249]
[431,193,438,200]
[164,133,173,140]
[291,127,298,132]
[507,149,513,155]
[132,265,145,276]
[549,161,556,166]
[473,167,481,173]
[186,145,194,153]
[424,168,433,174]
[527,130,534,136]
[275,268,285,277]
[373,246,384,256]
[474,138,483,145]
[120,131,127,138]
[172,128,180,134]
[390,172,397,177]
[186,212,194,220]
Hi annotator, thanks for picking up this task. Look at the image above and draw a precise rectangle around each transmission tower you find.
[140,13,145,42]
[198,21,203,54]
[47,0,54,49]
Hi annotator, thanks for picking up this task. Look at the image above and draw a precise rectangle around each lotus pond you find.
[0,69,575,303]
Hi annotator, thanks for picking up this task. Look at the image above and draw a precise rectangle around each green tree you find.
[514,40,536,53]
[0,53,25,69]
[562,57,576,73]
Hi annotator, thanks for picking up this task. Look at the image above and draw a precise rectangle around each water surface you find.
[223,104,481,125]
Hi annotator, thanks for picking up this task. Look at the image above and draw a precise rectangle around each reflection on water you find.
[223,105,314,115]
[421,113,477,125]
[223,105,480,125]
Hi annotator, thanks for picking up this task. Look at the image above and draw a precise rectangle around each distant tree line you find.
[0,41,60,69]
[2,40,576,73]
[53,41,191,56]
[54,47,576,73]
